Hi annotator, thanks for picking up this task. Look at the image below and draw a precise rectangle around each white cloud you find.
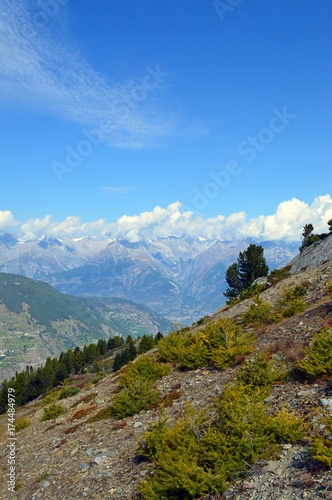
[20,215,108,241]
[0,210,18,231]
[6,195,332,242]
[0,1,204,148]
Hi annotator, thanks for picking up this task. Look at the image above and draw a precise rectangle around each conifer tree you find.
[224,244,268,298]
[155,331,164,343]
[328,219,332,233]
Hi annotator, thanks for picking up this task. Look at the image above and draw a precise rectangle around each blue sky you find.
[0,0,331,241]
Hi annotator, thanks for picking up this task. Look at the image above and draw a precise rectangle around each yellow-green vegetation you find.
[59,386,80,400]
[88,406,112,422]
[14,479,22,491]
[238,283,267,301]
[111,377,159,419]
[14,415,30,432]
[92,372,105,384]
[236,351,287,390]
[268,265,291,283]
[137,385,307,499]
[42,388,60,406]
[242,286,307,326]
[310,418,332,466]
[278,285,307,318]
[242,297,275,325]
[119,355,171,387]
[110,355,169,419]
[41,403,66,421]
[158,319,253,370]
[327,281,332,296]
[296,329,332,377]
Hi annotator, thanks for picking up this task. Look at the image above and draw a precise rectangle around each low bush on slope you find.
[236,351,287,390]
[296,329,332,377]
[137,384,307,500]
[158,318,253,370]
[242,285,308,326]
[110,356,171,419]
[310,417,332,466]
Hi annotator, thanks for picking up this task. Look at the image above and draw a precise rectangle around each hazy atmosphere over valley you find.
[0,2,331,499]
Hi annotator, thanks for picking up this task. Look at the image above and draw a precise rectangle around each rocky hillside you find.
[290,233,332,274]
[0,239,331,500]
[0,273,171,382]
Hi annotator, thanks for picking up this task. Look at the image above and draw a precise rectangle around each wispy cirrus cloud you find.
[2,195,332,242]
[0,1,204,148]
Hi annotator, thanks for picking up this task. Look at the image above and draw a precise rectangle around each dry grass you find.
[70,393,97,408]
[70,405,97,422]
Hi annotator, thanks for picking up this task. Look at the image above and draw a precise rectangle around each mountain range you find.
[0,272,171,382]
[0,234,299,324]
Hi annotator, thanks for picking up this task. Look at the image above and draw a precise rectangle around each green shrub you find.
[120,356,170,387]
[110,377,159,419]
[242,297,276,325]
[327,281,332,297]
[280,285,307,302]
[196,316,209,326]
[137,386,307,499]
[138,406,227,499]
[236,352,287,389]
[268,265,291,283]
[59,386,80,400]
[277,286,307,318]
[243,286,307,326]
[42,388,60,406]
[265,407,309,443]
[92,373,105,384]
[137,409,169,460]
[158,319,253,371]
[110,355,167,418]
[158,330,189,363]
[15,416,30,432]
[280,299,306,318]
[41,403,66,421]
[239,283,266,300]
[296,329,332,377]
[88,407,112,422]
[310,418,332,466]
[211,327,253,370]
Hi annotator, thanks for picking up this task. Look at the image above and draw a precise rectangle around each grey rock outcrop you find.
[290,233,332,274]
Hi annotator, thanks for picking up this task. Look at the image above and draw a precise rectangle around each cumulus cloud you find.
[20,216,108,241]
[0,1,204,148]
[12,195,332,242]
[0,211,18,231]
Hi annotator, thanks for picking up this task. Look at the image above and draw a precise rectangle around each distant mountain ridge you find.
[0,234,299,323]
[0,272,171,381]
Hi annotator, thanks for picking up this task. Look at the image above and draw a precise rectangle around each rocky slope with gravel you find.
[0,238,332,500]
